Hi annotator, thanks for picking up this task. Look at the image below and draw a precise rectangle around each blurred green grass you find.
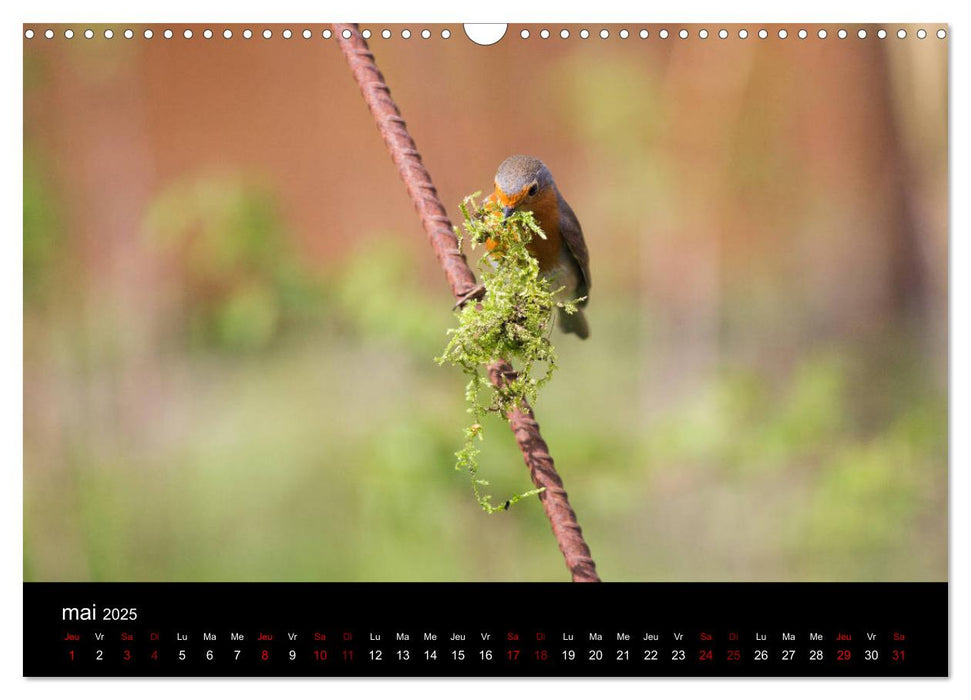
[23,263,946,581]
[23,174,946,582]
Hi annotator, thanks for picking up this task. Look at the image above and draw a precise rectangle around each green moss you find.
[436,193,584,513]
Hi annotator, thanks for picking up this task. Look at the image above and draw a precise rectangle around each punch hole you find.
[322,29,332,39]
[22,23,931,47]
[463,24,507,46]
[341,29,351,39]
[937,29,946,39]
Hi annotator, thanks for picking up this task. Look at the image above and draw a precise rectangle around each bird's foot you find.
[454,283,486,309]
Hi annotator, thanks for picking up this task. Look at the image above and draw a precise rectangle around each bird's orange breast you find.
[525,188,563,272]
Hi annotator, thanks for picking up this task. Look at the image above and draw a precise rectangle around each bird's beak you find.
[501,206,515,219]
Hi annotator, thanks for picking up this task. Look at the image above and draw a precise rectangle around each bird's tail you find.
[558,307,590,339]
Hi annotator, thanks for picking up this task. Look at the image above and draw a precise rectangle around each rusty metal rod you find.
[334,23,600,582]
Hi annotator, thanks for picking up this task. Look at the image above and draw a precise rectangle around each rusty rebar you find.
[334,23,600,582]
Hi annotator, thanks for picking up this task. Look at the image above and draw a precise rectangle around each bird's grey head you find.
[494,155,554,200]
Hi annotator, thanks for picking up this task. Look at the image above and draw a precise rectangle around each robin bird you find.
[486,155,592,339]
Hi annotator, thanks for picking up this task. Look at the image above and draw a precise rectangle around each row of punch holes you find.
[23,26,948,42]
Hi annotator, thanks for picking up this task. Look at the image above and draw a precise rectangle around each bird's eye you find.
[528,183,538,196]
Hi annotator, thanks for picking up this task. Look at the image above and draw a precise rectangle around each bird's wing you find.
[556,194,591,305]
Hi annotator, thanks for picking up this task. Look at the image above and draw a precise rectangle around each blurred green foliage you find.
[24,226,947,581]
[332,235,448,356]
[144,175,324,351]
[23,150,65,306]
[24,173,946,583]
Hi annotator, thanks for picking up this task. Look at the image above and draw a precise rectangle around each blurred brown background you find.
[24,24,947,581]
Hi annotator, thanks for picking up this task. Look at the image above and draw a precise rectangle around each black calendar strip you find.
[24,582,947,677]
